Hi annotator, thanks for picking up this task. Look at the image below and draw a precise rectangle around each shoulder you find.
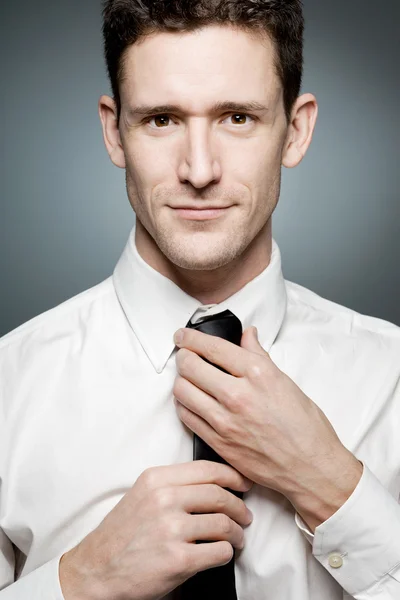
[0,277,131,425]
[285,279,399,339]
[0,277,116,355]
[284,279,400,375]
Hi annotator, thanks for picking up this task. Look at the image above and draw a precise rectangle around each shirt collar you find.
[113,221,287,374]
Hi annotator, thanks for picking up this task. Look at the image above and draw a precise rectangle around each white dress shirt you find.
[1,221,399,600]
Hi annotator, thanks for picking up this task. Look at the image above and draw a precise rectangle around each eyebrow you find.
[127,101,269,118]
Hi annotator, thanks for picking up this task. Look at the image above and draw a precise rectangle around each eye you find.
[227,114,254,126]
[145,112,254,129]
[148,114,172,128]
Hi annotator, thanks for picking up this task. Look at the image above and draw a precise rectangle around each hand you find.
[173,326,363,530]
[59,461,253,600]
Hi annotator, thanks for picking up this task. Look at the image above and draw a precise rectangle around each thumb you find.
[240,326,268,357]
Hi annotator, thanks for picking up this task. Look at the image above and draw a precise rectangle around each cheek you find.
[226,127,284,179]
[231,145,283,224]
[123,148,176,223]
[124,158,157,203]
[233,148,282,195]
[124,139,174,192]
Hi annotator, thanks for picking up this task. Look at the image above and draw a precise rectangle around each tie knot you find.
[186,309,242,345]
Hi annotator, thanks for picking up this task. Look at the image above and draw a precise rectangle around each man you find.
[0,0,399,599]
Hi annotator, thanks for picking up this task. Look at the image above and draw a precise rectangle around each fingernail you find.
[246,509,253,523]
[174,329,184,346]
[242,478,253,491]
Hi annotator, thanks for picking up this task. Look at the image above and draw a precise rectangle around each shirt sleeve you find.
[295,461,400,599]
[0,529,65,599]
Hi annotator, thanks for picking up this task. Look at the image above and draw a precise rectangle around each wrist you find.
[59,547,107,600]
[287,449,363,532]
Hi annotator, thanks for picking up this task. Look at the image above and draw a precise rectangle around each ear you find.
[282,93,318,168]
[98,95,126,169]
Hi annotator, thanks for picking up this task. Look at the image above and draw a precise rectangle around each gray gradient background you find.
[1,0,399,338]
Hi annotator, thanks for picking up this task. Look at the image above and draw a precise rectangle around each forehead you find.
[120,25,282,112]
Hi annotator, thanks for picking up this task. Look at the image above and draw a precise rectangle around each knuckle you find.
[213,485,228,511]
[208,340,220,364]
[173,375,186,397]
[139,467,159,490]
[164,544,186,574]
[161,516,182,540]
[212,409,228,432]
[248,360,266,381]
[214,461,233,482]
[218,513,232,535]
[171,545,192,574]
[199,459,220,479]
[153,487,174,511]
[171,517,185,540]
[224,387,245,412]
[178,349,191,369]
[216,416,239,440]
[214,413,229,436]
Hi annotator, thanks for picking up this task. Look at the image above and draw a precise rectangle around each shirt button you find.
[328,553,343,568]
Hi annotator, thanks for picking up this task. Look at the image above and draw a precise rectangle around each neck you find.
[135,219,273,305]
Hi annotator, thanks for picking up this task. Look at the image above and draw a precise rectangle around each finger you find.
[176,349,235,404]
[177,329,247,377]
[184,540,234,576]
[175,401,221,450]
[139,461,253,493]
[174,375,224,424]
[180,484,253,527]
[185,513,245,549]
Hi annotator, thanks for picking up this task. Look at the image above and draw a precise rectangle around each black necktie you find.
[179,309,243,600]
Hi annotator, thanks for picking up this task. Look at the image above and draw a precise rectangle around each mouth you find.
[170,207,232,221]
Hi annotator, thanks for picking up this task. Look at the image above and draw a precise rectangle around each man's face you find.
[117,25,289,273]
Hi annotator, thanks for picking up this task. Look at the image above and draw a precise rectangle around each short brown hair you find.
[102,0,304,124]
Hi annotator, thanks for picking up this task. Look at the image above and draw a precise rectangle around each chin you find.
[171,257,232,271]
[154,223,243,267]
[165,244,238,271]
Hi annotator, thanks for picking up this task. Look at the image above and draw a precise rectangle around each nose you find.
[177,119,222,189]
